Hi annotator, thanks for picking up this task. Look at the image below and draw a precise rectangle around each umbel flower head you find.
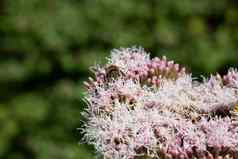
[82,47,238,159]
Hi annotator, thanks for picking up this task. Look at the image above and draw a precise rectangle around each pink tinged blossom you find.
[82,47,238,159]
[223,68,238,88]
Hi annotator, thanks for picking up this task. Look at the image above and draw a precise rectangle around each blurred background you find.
[0,0,238,159]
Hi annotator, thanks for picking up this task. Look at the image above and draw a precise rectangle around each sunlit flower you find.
[82,47,238,159]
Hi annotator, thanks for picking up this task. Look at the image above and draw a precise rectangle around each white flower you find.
[82,47,238,159]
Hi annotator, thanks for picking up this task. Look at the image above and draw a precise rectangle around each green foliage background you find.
[0,0,238,158]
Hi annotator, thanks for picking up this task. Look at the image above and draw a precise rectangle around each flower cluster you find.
[84,47,185,89]
[82,47,238,159]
